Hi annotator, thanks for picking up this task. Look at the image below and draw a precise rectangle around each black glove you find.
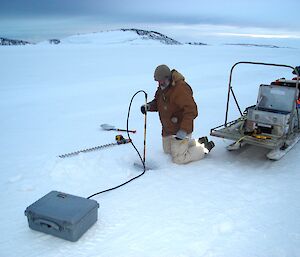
[140,104,149,114]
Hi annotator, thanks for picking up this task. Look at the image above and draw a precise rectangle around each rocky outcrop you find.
[120,29,182,45]
[49,39,61,44]
[0,37,32,46]
[186,42,207,46]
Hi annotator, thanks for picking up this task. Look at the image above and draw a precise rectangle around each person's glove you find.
[175,129,187,140]
[140,104,149,114]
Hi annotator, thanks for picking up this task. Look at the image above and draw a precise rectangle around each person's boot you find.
[205,141,215,152]
[198,136,208,145]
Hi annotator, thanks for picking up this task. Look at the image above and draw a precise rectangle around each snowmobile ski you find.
[266,134,300,160]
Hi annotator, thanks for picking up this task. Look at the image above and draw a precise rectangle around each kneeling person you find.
[141,64,214,164]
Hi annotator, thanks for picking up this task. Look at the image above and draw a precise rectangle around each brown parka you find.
[148,69,198,136]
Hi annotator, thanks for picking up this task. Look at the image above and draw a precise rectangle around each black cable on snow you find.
[87,90,147,199]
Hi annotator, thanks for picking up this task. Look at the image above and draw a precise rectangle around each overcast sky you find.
[0,0,299,42]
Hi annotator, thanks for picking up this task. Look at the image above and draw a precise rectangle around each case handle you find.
[34,219,61,231]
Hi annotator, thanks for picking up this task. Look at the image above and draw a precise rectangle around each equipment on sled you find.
[210,61,300,160]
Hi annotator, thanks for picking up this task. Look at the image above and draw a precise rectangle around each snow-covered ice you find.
[1,30,300,257]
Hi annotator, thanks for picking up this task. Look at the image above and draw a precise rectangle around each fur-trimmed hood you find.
[171,69,185,86]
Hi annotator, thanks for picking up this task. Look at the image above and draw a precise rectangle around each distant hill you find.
[1,29,295,49]
[57,29,184,45]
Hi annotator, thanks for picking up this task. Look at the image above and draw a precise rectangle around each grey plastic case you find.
[25,191,99,242]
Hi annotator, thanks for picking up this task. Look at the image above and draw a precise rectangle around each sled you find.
[210,61,300,160]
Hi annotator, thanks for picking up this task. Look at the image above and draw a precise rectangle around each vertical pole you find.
[143,93,148,164]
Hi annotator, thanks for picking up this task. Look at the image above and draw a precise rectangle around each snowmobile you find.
[210,61,300,160]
